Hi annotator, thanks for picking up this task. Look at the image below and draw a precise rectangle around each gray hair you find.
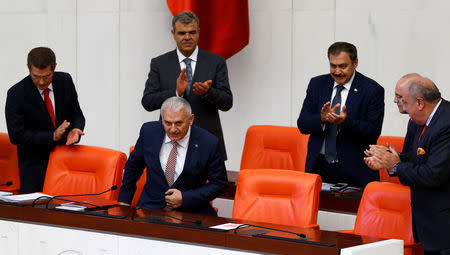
[161,96,192,117]
[172,11,199,31]
[408,77,441,103]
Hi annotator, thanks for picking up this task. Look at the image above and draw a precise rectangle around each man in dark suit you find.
[297,42,384,186]
[5,47,85,193]
[118,97,228,216]
[365,77,450,255]
[141,11,232,160]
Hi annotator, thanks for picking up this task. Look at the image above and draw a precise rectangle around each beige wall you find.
[1,0,449,171]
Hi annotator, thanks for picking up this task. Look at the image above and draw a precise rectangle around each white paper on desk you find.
[55,202,86,211]
[209,223,248,230]
[321,182,334,191]
[0,192,51,202]
[0,191,13,196]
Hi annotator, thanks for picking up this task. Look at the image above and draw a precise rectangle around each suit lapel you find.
[170,49,182,75]
[26,78,54,128]
[344,71,361,110]
[174,127,200,184]
[192,49,203,82]
[52,78,62,126]
[321,75,335,105]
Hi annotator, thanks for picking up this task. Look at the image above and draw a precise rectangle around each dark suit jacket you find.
[297,71,384,186]
[5,72,85,193]
[397,99,450,252]
[141,48,233,160]
[118,121,228,216]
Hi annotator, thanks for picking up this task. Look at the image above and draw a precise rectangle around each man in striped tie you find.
[119,97,228,216]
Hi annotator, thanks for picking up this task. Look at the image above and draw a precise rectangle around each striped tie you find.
[165,141,178,187]
[183,58,193,96]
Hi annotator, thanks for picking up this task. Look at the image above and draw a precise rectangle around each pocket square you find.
[417,147,426,155]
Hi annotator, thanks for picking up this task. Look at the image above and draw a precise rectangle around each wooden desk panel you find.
[0,202,382,255]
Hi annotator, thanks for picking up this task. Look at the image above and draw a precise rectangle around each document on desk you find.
[209,223,249,230]
[0,192,51,203]
[0,191,13,196]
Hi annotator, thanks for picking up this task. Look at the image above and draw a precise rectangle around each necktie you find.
[165,141,178,187]
[183,58,193,96]
[325,85,345,163]
[43,88,55,127]
[418,125,428,141]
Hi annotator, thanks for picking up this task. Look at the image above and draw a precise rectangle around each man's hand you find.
[176,69,188,96]
[327,105,347,125]
[53,120,70,142]
[165,188,182,209]
[66,128,84,145]
[364,144,400,170]
[118,202,130,206]
[193,80,212,95]
[321,102,340,123]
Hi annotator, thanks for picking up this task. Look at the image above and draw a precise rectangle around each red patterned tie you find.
[165,141,178,186]
[418,125,428,141]
[43,88,55,127]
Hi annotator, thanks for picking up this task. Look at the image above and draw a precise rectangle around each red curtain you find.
[167,0,249,59]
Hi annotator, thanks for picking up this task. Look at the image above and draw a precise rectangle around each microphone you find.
[0,181,13,187]
[132,207,202,225]
[43,185,118,209]
[234,223,306,238]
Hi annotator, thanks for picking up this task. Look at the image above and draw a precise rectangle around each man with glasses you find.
[5,47,85,193]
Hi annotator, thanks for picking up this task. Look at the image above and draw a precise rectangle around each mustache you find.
[333,74,346,78]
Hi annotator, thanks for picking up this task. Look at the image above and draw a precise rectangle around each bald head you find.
[399,76,441,125]
[408,77,441,103]
[395,73,422,114]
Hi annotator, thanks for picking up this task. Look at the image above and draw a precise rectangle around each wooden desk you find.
[0,202,391,255]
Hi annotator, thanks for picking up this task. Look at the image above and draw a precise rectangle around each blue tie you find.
[325,85,345,163]
[183,58,193,96]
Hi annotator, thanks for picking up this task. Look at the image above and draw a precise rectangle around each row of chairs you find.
[0,127,415,251]
[241,125,403,184]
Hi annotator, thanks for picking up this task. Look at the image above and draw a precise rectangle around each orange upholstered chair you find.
[43,145,127,200]
[376,136,405,184]
[129,146,147,207]
[339,182,415,248]
[0,133,20,191]
[240,125,309,171]
[233,169,322,229]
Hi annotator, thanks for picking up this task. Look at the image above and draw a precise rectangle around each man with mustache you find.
[141,11,232,161]
[118,96,228,216]
[297,42,384,186]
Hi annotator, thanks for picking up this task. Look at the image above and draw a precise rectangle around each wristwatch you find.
[388,163,399,177]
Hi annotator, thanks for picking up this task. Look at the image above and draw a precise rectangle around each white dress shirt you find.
[175,46,199,97]
[160,127,191,183]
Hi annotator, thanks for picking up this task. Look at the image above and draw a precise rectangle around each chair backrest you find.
[0,133,20,191]
[129,146,147,207]
[232,169,322,228]
[376,136,405,184]
[43,145,127,200]
[240,125,309,171]
[353,181,414,245]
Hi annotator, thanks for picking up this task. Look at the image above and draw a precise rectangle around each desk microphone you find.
[0,181,13,187]
[43,185,118,209]
[234,223,306,238]
[132,207,202,225]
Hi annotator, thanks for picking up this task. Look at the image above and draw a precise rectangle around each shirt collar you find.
[177,46,199,63]
[333,71,355,91]
[426,99,442,126]
[164,126,191,149]
[37,83,54,94]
